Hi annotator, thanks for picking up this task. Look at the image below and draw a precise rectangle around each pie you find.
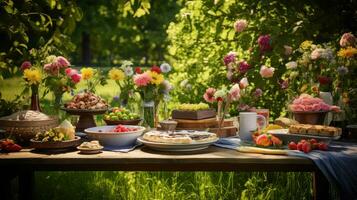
[142,130,218,144]
[289,124,342,137]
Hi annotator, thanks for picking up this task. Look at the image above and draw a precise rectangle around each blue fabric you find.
[214,138,357,199]
[103,142,142,152]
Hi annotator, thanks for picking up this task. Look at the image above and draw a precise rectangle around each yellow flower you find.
[300,40,313,50]
[108,68,125,81]
[81,67,94,80]
[338,47,357,58]
[148,71,164,85]
[300,84,308,93]
[23,69,42,85]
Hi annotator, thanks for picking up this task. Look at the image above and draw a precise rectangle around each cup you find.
[239,112,267,141]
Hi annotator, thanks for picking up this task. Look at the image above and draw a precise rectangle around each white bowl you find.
[84,125,146,147]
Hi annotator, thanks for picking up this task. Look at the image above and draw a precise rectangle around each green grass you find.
[1,77,313,200]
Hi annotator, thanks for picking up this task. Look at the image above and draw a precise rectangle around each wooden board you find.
[172,109,216,120]
[174,118,234,129]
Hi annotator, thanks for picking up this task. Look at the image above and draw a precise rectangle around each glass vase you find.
[30,86,41,112]
[143,100,155,128]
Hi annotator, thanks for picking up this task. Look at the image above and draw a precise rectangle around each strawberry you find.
[7,144,21,152]
[300,139,307,144]
[309,139,317,145]
[318,143,328,151]
[302,142,312,153]
[297,142,303,151]
[288,142,297,150]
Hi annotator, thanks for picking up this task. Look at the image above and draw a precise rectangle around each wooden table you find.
[0,146,329,200]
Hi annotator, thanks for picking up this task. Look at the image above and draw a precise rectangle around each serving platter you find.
[137,136,218,152]
[30,136,82,150]
[267,129,340,144]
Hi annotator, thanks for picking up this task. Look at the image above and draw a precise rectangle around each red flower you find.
[257,35,272,53]
[318,76,332,85]
[238,61,250,74]
[20,61,32,70]
[151,65,161,74]
[135,67,142,74]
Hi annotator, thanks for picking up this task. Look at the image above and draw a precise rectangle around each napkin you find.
[214,138,357,199]
[103,141,142,153]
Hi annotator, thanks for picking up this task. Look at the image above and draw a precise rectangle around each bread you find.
[274,117,299,128]
[288,124,341,137]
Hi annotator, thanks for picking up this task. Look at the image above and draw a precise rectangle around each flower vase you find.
[53,92,64,113]
[30,86,41,112]
[319,92,333,125]
[143,101,155,128]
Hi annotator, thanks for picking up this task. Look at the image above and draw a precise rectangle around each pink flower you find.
[284,45,293,56]
[223,52,236,66]
[310,48,323,60]
[339,33,356,47]
[229,84,241,101]
[65,68,78,77]
[203,88,216,103]
[278,79,289,89]
[44,63,60,75]
[239,77,249,89]
[257,35,272,52]
[330,105,341,112]
[56,56,70,68]
[226,70,233,81]
[20,61,32,70]
[238,104,250,111]
[259,65,275,78]
[234,19,248,33]
[71,73,81,83]
[133,72,152,87]
[238,61,250,74]
[254,88,263,97]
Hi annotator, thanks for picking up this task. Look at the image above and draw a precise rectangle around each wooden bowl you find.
[292,111,327,125]
[104,119,142,125]
[30,136,82,150]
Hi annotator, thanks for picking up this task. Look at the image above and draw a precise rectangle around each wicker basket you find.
[0,117,59,143]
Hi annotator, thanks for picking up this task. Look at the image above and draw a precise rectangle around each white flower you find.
[123,66,134,76]
[160,63,172,73]
[214,89,227,99]
[121,60,133,68]
[180,79,188,88]
[239,77,249,89]
[285,61,297,69]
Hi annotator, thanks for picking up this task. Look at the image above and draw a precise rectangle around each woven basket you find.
[0,117,59,143]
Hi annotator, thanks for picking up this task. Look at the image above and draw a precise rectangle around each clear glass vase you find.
[143,100,155,128]
[30,85,41,112]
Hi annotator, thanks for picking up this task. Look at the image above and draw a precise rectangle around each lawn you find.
[1,77,313,200]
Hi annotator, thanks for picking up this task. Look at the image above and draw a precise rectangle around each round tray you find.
[30,136,82,150]
[137,137,218,152]
[61,108,108,115]
[104,118,142,125]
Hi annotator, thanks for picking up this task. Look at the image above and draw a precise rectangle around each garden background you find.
[0,0,356,199]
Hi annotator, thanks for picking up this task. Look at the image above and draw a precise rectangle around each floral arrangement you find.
[108,60,135,107]
[289,94,340,112]
[80,67,107,93]
[132,63,173,127]
[42,55,81,109]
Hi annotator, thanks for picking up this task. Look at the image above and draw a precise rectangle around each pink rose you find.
[66,68,78,77]
[234,19,248,33]
[312,104,322,111]
[259,65,275,78]
[254,88,263,97]
[56,56,70,68]
[310,48,323,60]
[339,33,356,47]
[229,84,241,101]
[20,61,32,70]
[226,70,233,81]
[203,88,216,103]
[239,77,249,89]
[223,52,236,66]
[257,35,272,52]
[71,73,81,83]
[330,105,341,112]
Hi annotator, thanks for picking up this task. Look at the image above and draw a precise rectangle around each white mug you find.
[239,112,267,141]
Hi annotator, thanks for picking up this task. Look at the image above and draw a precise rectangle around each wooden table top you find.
[0,146,316,172]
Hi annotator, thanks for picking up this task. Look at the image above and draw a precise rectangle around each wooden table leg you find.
[19,170,34,200]
[313,170,330,200]
[0,172,16,200]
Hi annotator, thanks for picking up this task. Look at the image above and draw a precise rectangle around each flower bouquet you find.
[133,63,173,127]
[20,61,42,111]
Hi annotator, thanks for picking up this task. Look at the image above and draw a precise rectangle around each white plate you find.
[137,137,218,152]
[267,129,340,144]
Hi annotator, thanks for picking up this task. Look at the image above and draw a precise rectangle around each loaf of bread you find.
[274,117,299,128]
[289,124,341,137]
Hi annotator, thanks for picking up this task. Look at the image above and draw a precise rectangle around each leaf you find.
[133,8,146,18]
[4,6,13,14]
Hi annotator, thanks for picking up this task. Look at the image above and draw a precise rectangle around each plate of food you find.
[137,130,218,152]
[103,107,141,125]
[267,124,341,144]
[77,140,103,154]
[30,120,82,150]
[84,125,146,147]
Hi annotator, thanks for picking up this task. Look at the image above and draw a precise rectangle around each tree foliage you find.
[167,0,357,118]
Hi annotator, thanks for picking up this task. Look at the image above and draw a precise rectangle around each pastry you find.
[288,124,342,137]
[274,117,299,128]
[142,130,217,144]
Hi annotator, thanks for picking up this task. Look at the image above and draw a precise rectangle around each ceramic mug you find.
[239,112,267,141]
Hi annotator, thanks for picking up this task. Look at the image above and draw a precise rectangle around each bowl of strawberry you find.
[288,139,328,153]
[84,125,146,147]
